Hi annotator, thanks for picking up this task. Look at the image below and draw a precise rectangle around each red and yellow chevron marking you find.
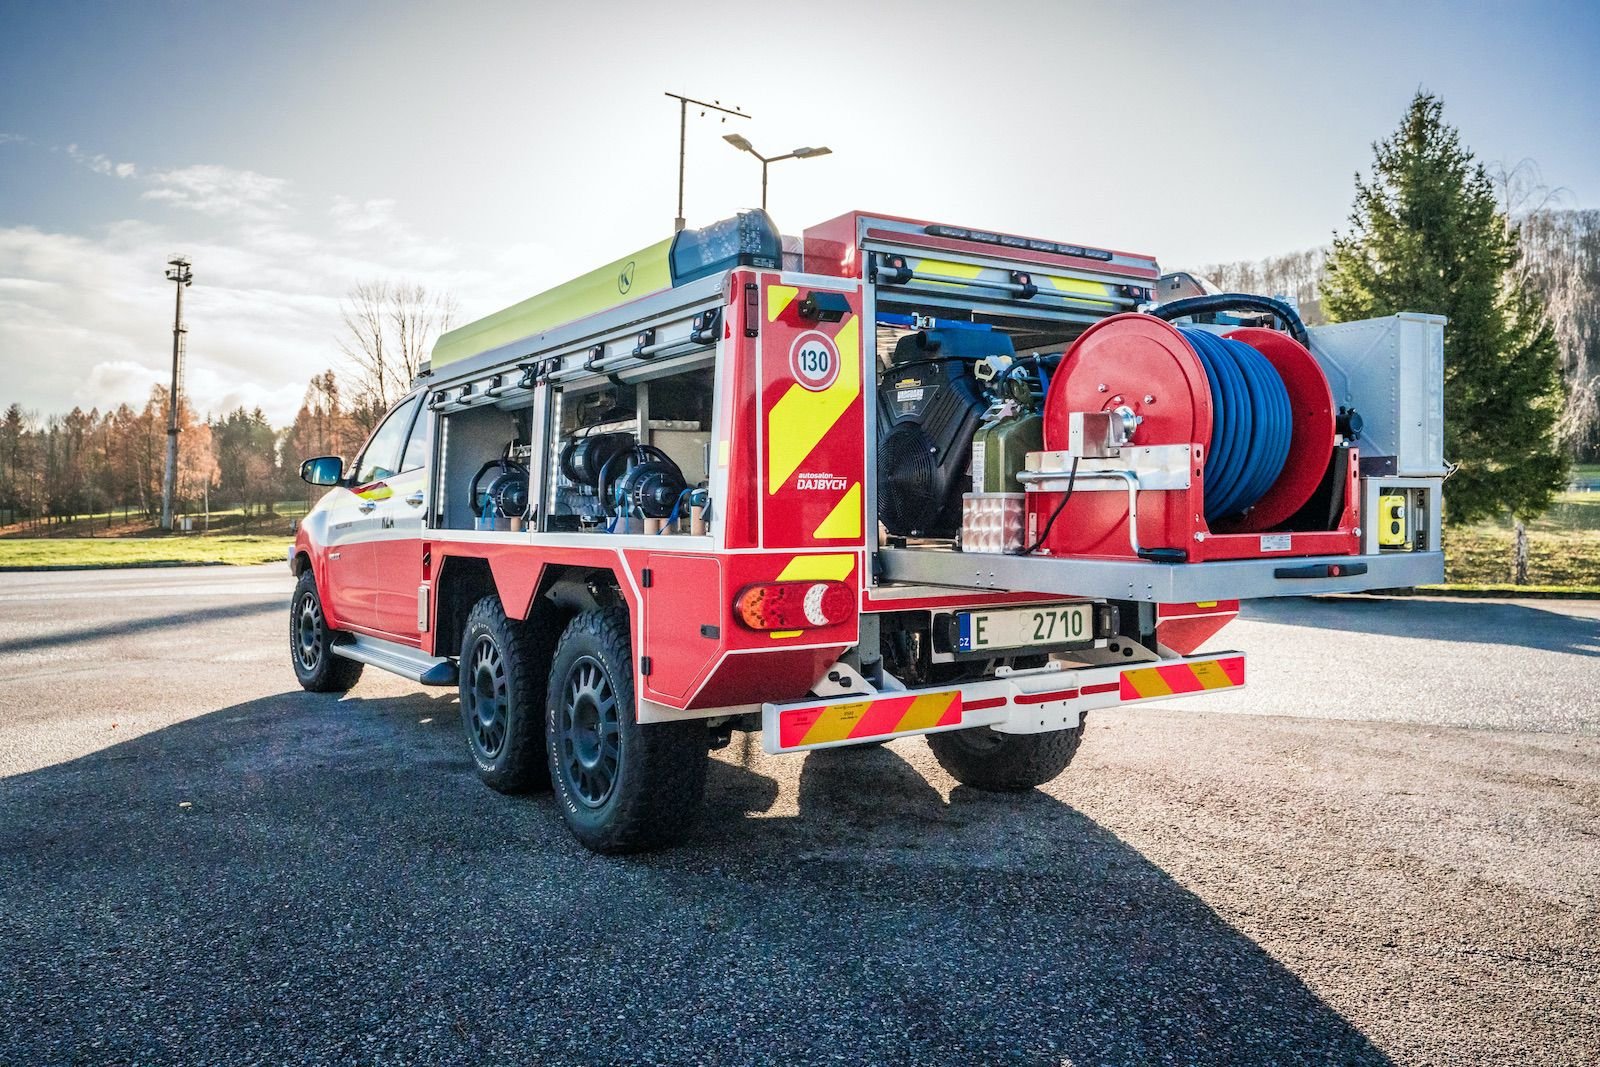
[777,690,962,750]
[1119,656,1244,700]
[353,482,393,501]
[766,314,861,493]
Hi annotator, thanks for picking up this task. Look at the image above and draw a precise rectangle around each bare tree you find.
[1489,158,1571,218]
[339,280,457,418]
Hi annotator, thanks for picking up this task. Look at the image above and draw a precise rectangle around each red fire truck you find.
[291,209,1445,853]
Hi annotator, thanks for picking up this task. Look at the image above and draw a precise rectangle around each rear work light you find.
[735,581,854,631]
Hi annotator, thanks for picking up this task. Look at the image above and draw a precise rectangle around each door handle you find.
[357,500,377,514]
[405,491,424,507]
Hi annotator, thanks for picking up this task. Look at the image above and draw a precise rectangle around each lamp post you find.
[664,92,751,232]
[722,135,832,211]
[160,255,192,532]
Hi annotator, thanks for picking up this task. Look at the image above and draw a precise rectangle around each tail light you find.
[735,581,853,631]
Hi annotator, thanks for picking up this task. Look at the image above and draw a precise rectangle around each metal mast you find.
[663,92,750,232]
[161,255,192,532]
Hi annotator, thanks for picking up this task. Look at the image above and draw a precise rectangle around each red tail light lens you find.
[735,580,853,630]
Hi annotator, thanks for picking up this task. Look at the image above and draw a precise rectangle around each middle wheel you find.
[545,605,709,854]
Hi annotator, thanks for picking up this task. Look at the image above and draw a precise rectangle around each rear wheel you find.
[926,723,1085,792]
[459,595,550,794]
[545,606,708,854]
[291,569,363,693]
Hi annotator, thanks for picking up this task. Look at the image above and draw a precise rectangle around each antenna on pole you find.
[664,92,751,233]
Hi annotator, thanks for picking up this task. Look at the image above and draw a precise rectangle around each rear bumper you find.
[761,651,1245,754]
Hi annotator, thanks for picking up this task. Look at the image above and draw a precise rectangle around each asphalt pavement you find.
[1,565,1595,1065]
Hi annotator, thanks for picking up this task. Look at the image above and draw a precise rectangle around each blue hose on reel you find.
[1177,328,1292,523]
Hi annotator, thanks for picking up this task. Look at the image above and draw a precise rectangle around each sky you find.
[2,0,1597,426]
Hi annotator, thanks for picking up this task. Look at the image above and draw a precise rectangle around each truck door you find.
[337,395,420,633]
[367,407,429,643]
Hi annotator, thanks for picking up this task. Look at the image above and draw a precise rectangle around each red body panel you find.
[757,278,865,550]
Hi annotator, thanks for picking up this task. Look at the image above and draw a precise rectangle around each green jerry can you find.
[970,397,1042,494]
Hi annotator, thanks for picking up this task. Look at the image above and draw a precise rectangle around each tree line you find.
[0,372,368,531]
[0,280,452,532]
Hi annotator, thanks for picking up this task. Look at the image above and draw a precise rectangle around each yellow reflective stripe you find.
[1123,667,1174,698]
[767,315,860,492]
[812,482,862,540]
[775,553,855,583]
[910,258,983,287]
[894,692,958,732]
[800,701,873,746]
[768,284,798,321]
[1189,660,1236,690]
[1042,274,1116,305]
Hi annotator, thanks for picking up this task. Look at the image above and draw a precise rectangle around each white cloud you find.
[65,143,138,179]
[142,164,288,219]
[329,196,398,234]
[0,159,559,426]
[0,133,27,146]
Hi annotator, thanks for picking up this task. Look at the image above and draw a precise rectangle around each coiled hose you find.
[1177,328,1292,522]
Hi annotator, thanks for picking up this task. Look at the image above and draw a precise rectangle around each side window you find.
[399,404,430,473]
[354,396,420,485]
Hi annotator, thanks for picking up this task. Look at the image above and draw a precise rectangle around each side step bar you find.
[331,634,457,686]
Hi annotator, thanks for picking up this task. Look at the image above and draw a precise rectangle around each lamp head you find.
[723,133,754,153]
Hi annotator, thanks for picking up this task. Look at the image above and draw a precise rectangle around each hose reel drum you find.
[1032,311,1351,561]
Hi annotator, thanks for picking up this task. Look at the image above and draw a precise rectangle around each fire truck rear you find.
[290,209,1445,853]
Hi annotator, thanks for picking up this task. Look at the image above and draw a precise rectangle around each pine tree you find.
[1322,92,1567,523]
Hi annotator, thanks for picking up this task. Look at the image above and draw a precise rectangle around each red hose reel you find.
[1030,314,1360,562]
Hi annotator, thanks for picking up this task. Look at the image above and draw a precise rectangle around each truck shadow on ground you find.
[691,738,1391,1066]
[1,690,1390,1066]
[1247,594,1600,657]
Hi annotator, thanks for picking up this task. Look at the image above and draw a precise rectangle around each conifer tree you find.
[1322,92,1566,523]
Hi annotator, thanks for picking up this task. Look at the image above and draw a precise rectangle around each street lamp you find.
[160,255,193,532]
[722,134,832,212]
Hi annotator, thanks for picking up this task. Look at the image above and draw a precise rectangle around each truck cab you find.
[291,209,1444,854]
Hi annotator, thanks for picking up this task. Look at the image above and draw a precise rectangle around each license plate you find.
[957,604,1093,652]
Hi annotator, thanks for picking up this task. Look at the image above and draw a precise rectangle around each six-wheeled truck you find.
[291,209,1446,852]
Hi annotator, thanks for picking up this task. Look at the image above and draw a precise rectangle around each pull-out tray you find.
[876,547,1444,603]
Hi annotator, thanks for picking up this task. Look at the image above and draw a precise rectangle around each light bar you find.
[923,224,1115,262]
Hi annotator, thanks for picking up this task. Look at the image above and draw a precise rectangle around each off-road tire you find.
[545,606,708,854]
[291,569,364,693]
[926,722,1085,792]
[459,594,551,794]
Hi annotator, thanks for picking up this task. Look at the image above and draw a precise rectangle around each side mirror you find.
[300,456,344,486]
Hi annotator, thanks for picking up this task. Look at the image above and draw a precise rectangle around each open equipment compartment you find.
[419,249,732,543]
[794,211,1448,603]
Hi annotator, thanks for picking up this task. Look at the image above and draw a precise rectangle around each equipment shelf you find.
[876,547,1445,603]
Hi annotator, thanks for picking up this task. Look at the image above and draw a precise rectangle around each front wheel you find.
[545,606,708,854]
[926,723,1085,792]
[291,569,364,693]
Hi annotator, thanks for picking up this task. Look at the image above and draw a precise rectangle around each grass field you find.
[1433,490,1600,592]
[0,536,290,569]
[0,500,313,541]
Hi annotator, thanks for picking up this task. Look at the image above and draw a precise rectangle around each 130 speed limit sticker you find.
[789,331,840,391]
